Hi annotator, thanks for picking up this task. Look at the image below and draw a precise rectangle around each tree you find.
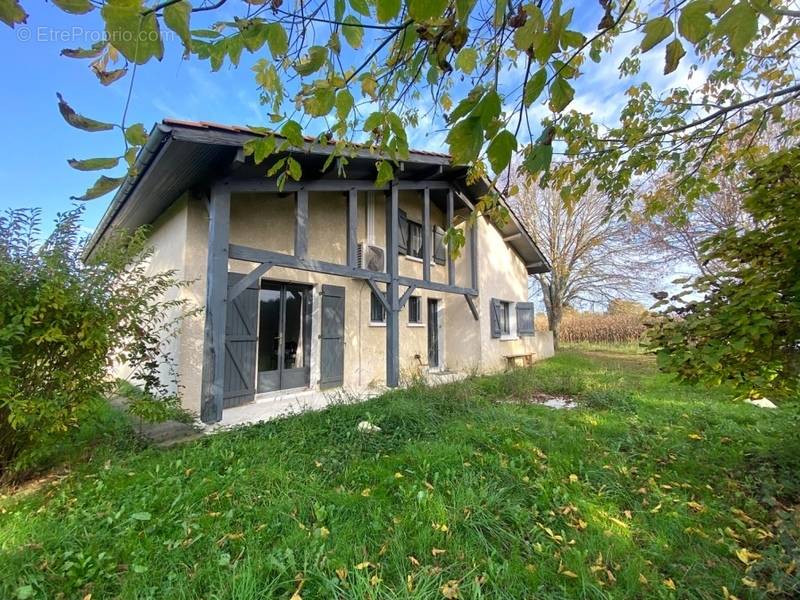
[509,181,661,348]
[1,1,797,217]
[0,207,191,475]
[637,113,797,276]
[647,148,800,400]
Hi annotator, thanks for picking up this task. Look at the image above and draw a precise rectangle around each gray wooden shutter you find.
[223,272,259,408]
[433,225,446,265]
[490,298,502,338]
[319,285,346,389]
[398,209,408,255]
[516,302,535,336]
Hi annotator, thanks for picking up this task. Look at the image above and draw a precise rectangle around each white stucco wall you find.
[111,194,190,399]
[156,190,553,414]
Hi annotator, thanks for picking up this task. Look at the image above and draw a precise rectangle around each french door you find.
[257,282,311,393]
[427,298,440,369]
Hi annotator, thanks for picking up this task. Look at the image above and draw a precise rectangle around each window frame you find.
[407,295,422,325]
[406,218,424,259]
[499,301,511,336]
[370,291,386,325]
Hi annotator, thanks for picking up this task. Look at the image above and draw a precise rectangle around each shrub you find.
[647,148,800,400]
[0,207,192,475]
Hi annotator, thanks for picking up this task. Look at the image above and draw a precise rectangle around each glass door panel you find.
[257,282,310,393]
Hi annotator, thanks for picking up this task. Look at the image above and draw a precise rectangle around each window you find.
[408,296,421,324]
[370,291,386,324]
[491,298,516,339]
[407,220,423,258]
[499,301,511,336]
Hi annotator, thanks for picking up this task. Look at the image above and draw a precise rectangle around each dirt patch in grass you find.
[499,391,578,409]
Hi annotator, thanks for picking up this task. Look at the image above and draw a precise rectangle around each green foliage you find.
[2,0,795,223]
[0,207,191,475]
[2,349,799,597]
[648,149,800,400]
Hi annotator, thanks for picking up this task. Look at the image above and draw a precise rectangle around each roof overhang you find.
[83,119,550,275]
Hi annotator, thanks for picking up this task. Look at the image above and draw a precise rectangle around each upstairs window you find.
[407,220,423,258]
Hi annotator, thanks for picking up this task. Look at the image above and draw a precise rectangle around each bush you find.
[647,148,800,400]
[0,207,191,475]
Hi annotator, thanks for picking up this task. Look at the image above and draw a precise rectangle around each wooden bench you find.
[504,353,536,370]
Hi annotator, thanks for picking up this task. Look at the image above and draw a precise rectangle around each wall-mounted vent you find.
[357,242,385,272]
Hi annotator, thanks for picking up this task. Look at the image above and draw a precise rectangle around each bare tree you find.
[637,113,797,277]
[509,182,663,348]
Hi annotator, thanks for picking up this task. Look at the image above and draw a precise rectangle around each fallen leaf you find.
[408,555,420,567]
[569,474,579,483]
[441,580,459,598]
[638,573,648,584]
[735,547,762,565]
[686,501,704,512]
[431,548,446,557]
[688,433,703,440]
[370,574,382,586]
[355,561,372,570]
[741,577,757,588]
[361,488,371,497]
[561,570,579,578]
[394,472,404,479]
[663,578,676,590]
[335,567,347,580]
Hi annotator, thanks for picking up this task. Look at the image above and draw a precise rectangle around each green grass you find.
[2,349,799,599]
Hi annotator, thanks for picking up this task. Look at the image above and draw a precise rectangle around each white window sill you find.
[405,255,436,266]
[500,335,518,342]
[369,322,386,328]
[407,322,425,328]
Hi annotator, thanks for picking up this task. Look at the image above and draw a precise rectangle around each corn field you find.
[535,311,647,344]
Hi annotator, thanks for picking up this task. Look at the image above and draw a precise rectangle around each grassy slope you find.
[1,350,798,599]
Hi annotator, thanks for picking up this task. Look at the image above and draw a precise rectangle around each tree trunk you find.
[539,278,564,351]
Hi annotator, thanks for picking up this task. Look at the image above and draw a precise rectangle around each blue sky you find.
[0,0,699,249]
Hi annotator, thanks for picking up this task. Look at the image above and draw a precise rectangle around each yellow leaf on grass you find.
[741,577,758,588]
[686,501,704,512]
[638,573,648,584]
[569,474,579,483]
[355,561,372,570]
[335,567,348,580]
[394,472,404,479]
[663,578,676,589]
[735,547,762,565]
[441,580,460,598]
[561,570,579,578]
[650,503,662,514]
[370,574,382,586]
[722,586,740,600]
[432,548,446,557]
[361,488,371,497]
[687,433,703,440]
[408,555,420,567]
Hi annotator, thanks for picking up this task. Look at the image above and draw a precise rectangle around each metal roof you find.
[83,119,549,274]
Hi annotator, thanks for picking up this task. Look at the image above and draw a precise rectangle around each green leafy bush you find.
[0,207,191,475]
[647,148,800,400]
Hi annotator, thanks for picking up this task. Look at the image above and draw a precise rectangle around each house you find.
[84,119,554,425]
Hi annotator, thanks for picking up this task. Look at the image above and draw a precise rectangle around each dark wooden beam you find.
[366,278,390,313]
[228,262,272,301]
[295,189,308,258]
[229,244,391,283]
[447,187,455,286]
[347,188,358,268]
[200,182,230,424]
[464,294,479,321]
[399,284,417,309]
[225,178,454,194]
[470,217,478,292]
[422,187,431,283]
[386,182,400,388]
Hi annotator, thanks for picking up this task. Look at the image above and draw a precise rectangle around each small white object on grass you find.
[541,397,577,410]
[745,398,778,409]
[357,420,382,433]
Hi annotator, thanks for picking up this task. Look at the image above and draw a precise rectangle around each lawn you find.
[1,349,799,599]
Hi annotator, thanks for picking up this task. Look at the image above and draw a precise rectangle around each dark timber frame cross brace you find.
[200,178,481,423]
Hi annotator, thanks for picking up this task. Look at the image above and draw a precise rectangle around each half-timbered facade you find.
[84,119,554,424]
